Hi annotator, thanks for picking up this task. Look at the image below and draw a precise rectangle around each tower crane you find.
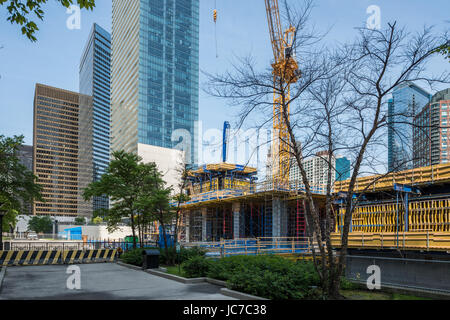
[265,0,301,187]
[212,1,301,186]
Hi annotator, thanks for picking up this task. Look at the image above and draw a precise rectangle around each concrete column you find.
[201,207,207,242]
[272,198,288,238]
[232,202,241,239]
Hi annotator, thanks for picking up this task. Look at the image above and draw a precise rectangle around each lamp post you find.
[0,211,4,251]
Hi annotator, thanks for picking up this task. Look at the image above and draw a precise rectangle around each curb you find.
[116,261,142,271]
[146,269,207,284]
[0,266,6,292]
[116,261,167,273]
[206,278,227,287]
[115,262,267,300]
[220,288,269,300]
[349,279,450,300]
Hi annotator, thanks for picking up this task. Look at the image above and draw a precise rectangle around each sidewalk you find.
[0,263,236,300]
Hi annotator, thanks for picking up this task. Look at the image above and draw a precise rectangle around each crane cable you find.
[213,0,218,58]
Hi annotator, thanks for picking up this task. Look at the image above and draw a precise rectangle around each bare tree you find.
[204,0,449,299]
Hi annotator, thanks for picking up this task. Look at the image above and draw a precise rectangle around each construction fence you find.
[183,237,313,258]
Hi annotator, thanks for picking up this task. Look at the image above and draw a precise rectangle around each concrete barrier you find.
[0,249,117,266]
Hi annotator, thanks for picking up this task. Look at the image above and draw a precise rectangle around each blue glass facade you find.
[335,156,351,181]
[138,0,199,165]
[80,23,111,212]
[388,82,431,171]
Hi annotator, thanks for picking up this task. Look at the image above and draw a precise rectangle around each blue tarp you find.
[59,227,82,240]
[158,226,174,248]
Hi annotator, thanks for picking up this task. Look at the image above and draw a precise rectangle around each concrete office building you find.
[33,84,92,217]
[79,23,111,214]
[413,88,450,167]
[111,0,199,178]
[388,82,431,171]
[289,151,351,189]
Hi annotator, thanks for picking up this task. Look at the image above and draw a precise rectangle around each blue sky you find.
[0,0,449,146]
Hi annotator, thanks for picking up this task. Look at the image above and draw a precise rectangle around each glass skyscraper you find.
[388,82,431,172]
[79,23,111,213]
[111,0,199,165]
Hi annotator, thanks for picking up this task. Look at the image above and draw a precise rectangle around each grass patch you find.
[166,265,187,278]
[341,289,430,300]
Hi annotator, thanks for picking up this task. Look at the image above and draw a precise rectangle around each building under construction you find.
[180,162,325,243]
[180,162,450,253]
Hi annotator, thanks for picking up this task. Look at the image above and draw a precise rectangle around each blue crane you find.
[222,121,231,163]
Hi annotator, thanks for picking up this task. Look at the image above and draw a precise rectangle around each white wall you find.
[61,225,133,240]
[15,215,76,233]
[138,143,185,191]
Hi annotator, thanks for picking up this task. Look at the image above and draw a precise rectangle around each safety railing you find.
[4,240,158,251]
[184,237,313,257]
[183,180,328,206]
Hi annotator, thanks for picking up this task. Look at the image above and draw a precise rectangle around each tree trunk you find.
[160,214,170,265]
[130,212,137,249]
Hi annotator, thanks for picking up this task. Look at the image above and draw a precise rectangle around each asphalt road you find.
[0,263,236,300]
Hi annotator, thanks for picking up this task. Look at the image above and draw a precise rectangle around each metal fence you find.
[4,240,158,251]
[183,237,313,258]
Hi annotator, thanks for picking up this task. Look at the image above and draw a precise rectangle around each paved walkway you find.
[0,263,236,300]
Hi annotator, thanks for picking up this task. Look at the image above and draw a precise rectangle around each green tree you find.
[434,41,450,62]
[136,179,174,261]
[74,216,86,225]
[28,215,52,233]
[91,216,103,225]
[83,151,162,249]
[0,0,96,41]
[0,135,42,232]
[171,161,190,263]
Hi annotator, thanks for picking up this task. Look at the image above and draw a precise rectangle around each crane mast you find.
[265,0,300,188]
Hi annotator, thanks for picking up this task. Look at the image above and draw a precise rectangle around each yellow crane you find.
[265,0,301,187]
[213,1,300,187]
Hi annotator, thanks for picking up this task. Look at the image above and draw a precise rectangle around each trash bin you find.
[142,249,160,269]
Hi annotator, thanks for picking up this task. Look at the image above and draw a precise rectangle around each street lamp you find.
[0,210,5,251]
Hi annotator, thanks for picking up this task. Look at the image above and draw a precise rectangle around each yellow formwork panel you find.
[336,198,450,235]
[335,163,450,193]
[331,232,450,251]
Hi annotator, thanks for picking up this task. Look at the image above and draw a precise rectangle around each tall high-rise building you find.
[388,82,431,172]
[111,0,199,168]
[413,88,450,167]
[79,23,111,214]
[335,155,351,182]
[33,84,82,216]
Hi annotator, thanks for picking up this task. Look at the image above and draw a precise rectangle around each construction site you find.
[177,0,450,264]
[178,161,450,291]
[180,161,450,250]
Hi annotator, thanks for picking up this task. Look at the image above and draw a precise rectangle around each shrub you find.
[120,248,143,266]
[206,255,321,300]
[178,246,207,263]
[181,256,212,278]
[159,246,207,265]
[340,277,359,290]
[120,247,158,266]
